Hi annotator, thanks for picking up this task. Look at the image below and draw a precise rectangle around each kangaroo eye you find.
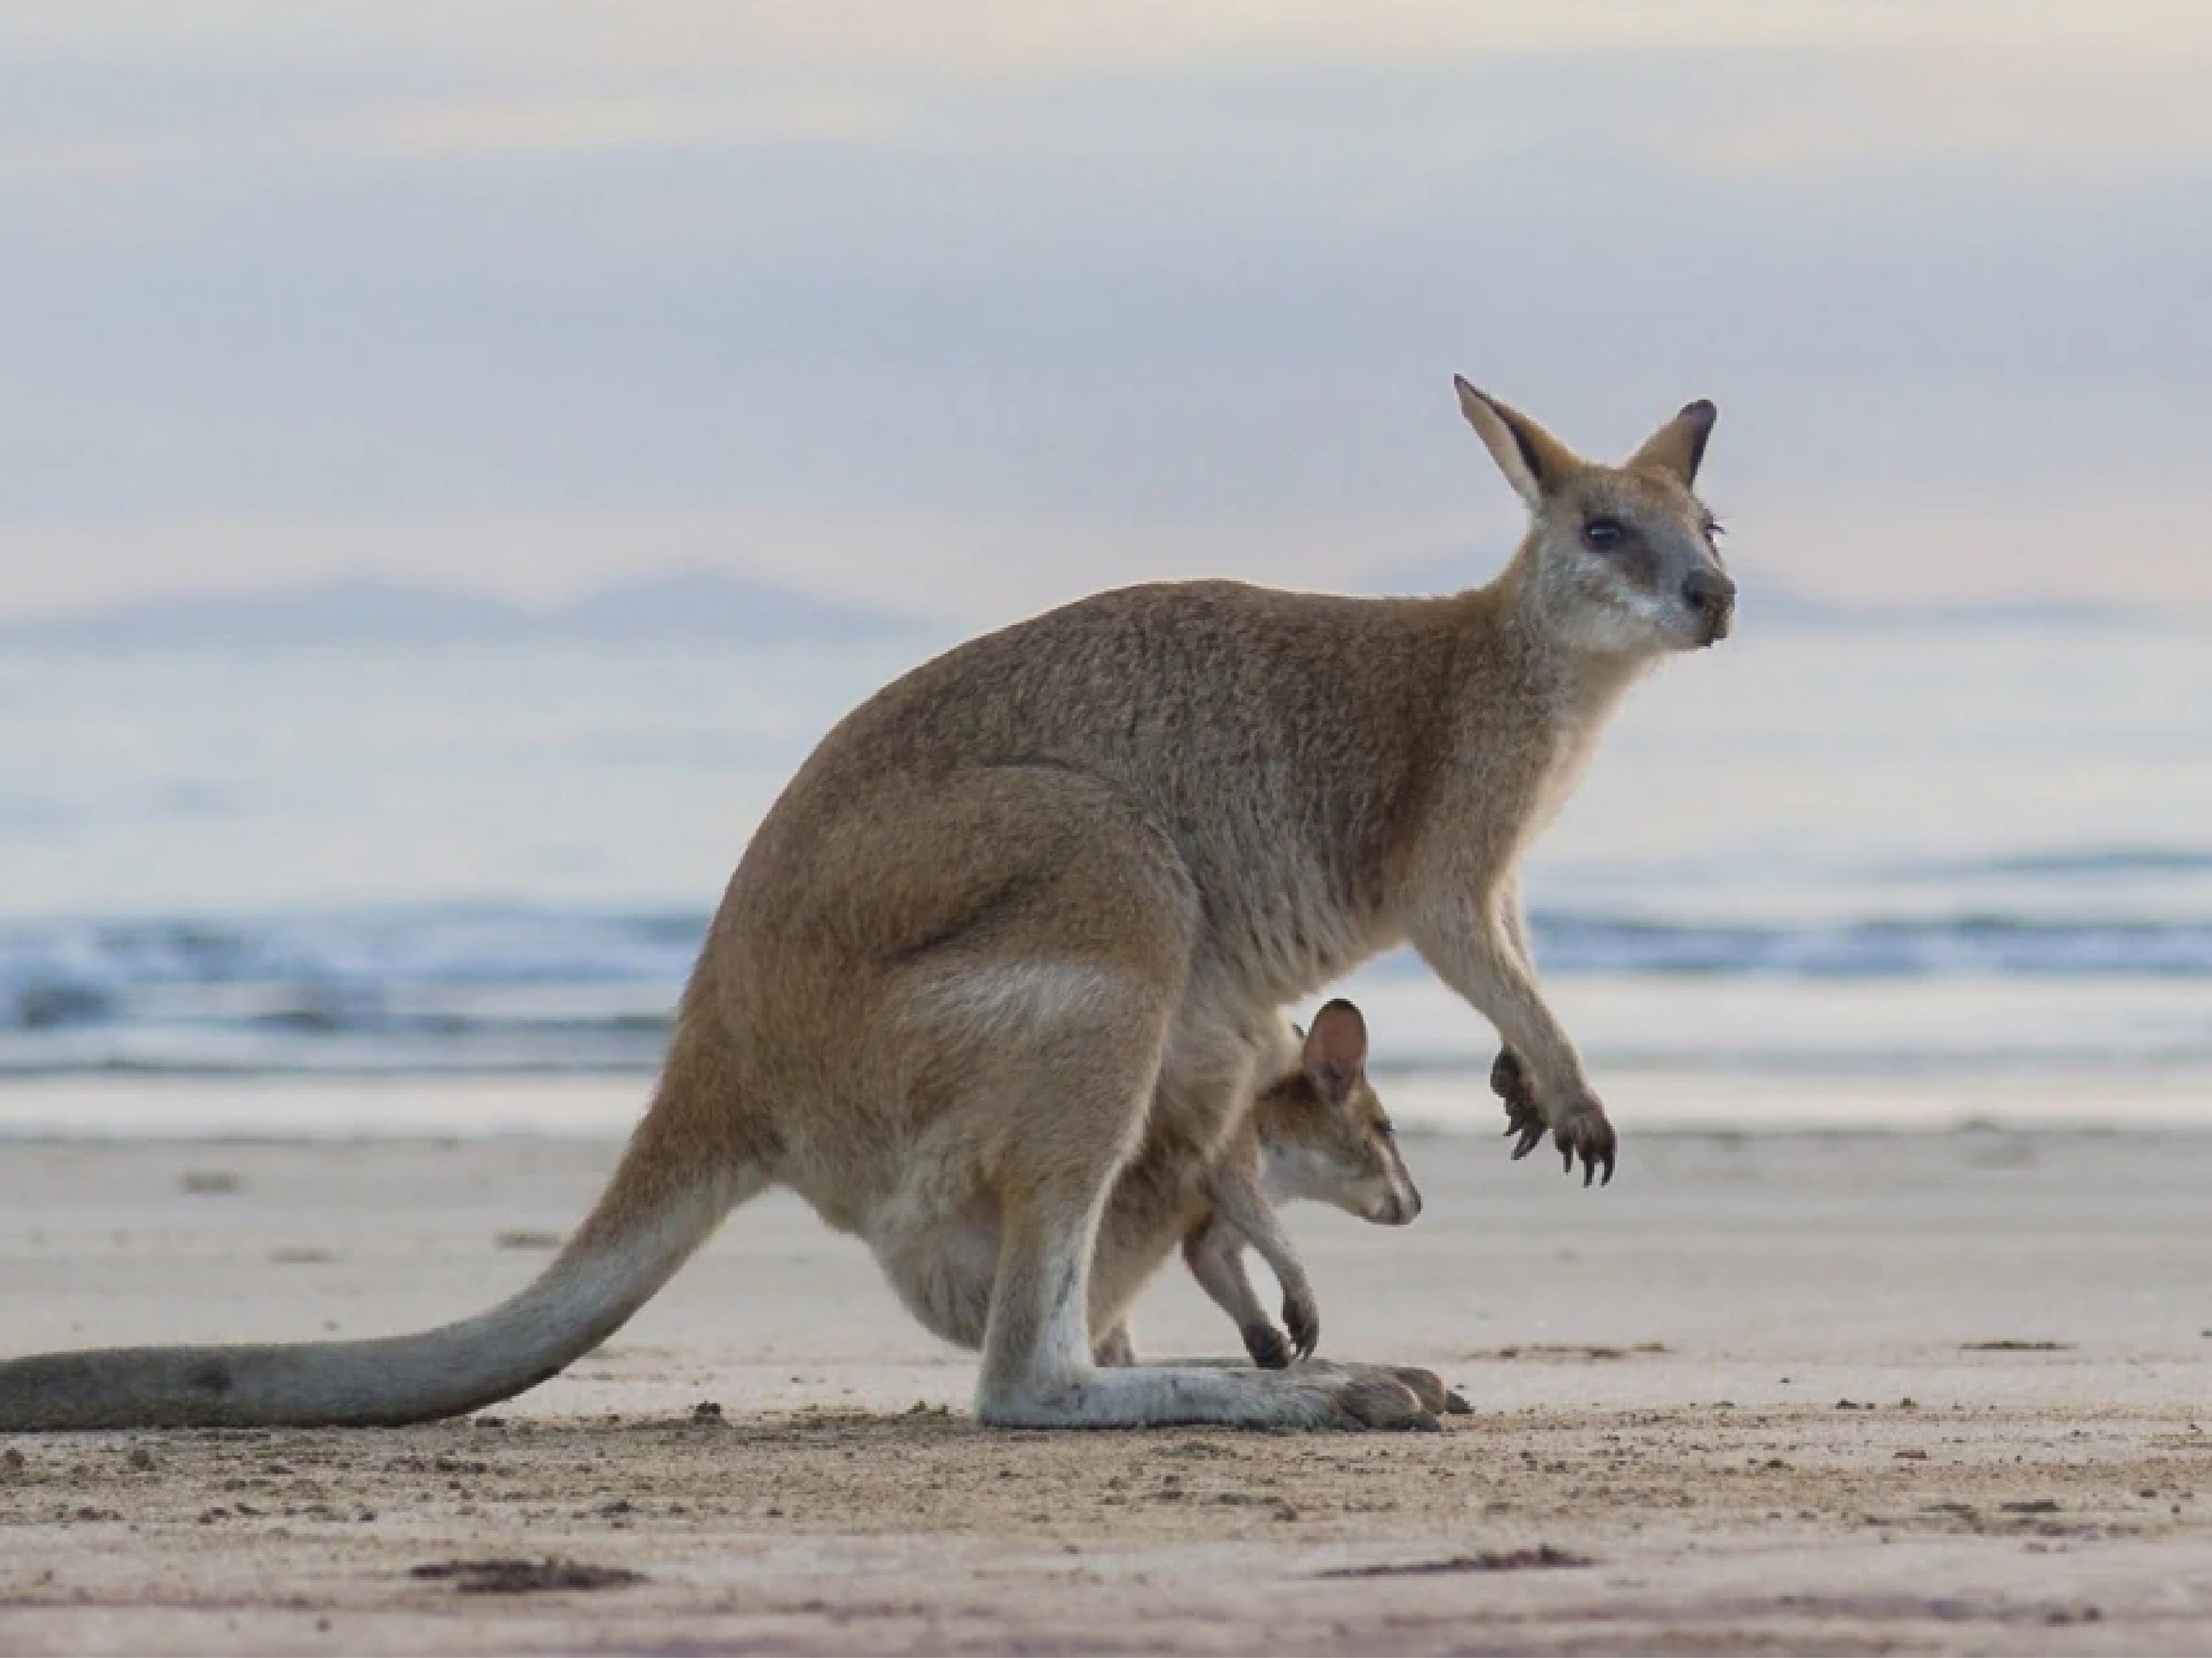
[1704,517,1726,542]
[1582,517,1625,552]
[1376,1119,1397,1141]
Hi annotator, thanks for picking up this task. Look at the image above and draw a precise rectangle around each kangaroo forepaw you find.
[1554,1105,1617,1187]
[1491,1048,1546,1159]
[1242,1322,1294,1370]
[1493,1050,1616,1185]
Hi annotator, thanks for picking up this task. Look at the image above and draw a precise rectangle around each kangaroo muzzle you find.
[1682,567,1736,645]
[1369,1180,1422,1227]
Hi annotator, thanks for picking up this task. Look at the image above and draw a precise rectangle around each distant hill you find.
[547,569,909,643]
[0,570,922,648]
[1367,553,2165,632]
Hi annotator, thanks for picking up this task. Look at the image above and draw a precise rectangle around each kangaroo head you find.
[1454,377,1734,656]
[1254,999,1421,1227]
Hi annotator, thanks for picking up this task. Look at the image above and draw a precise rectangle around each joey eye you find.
[1581,517,1625,552]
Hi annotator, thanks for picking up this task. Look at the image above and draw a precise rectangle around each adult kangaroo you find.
[0,379,1734,1433]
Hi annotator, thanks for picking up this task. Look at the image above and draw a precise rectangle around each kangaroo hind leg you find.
[874,764,1433,1431]
[970,1012,1435,1432]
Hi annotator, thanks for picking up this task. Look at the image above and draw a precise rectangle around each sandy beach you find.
[4,1113,2212,1655]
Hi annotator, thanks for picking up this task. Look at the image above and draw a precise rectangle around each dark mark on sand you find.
[410,1558,645,1594]
[1319,1545,1592,1579]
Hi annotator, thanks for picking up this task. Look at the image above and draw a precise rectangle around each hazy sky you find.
[2,2,2208,624]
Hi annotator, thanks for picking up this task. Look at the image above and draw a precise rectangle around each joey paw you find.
[1242,1322,1295,1370]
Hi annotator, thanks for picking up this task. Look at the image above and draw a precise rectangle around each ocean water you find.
[1,619,2208,1124]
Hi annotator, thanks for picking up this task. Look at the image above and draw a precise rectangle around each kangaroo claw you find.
[1495,1048,1616,1185]
[1555,1109,1617,1187]
[1492,1048,1551,1162]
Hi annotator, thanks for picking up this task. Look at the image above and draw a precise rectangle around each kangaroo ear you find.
[1454,377,1579,510]
[1300,999,1369,1104]
[1627,399,1718,487]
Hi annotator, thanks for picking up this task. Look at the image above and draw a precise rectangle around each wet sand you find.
[4,1119,2212,1654]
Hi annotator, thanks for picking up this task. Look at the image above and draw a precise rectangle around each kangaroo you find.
[1176,998,1421,1371]
[0,377,1734,1435]
[957,999,1417,1374]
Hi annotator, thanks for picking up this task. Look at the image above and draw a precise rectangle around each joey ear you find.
[1300,998,1369,1104]
[1626,399,1718,487]
[1453,376,1579,510]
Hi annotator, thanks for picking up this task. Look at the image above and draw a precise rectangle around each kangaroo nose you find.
[1681,568,1736,639]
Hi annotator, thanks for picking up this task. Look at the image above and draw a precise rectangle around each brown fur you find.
[0,380,1732,1433]
[1150,999,1420,1370]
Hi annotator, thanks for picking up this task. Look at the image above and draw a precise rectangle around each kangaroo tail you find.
[0,1022,759,1431]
